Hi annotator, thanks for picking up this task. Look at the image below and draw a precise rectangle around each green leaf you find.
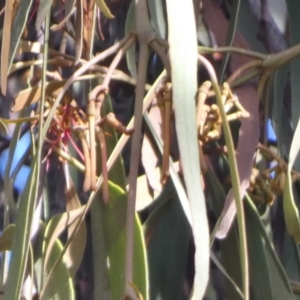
[43,206,85,274]
[0,224,15,252]
[286,0,300,129]
[165,1,209,298]
[282,86,300,242]
[100,95,127,189]
[0,118,8,136]
[35,0,54,30]
[206,170,243,299]
[3,160,39,300]
[147,0,166,39]
[207,170,295,299]
[144,187,191,300]
[64,169,87,277]
[40,222,75,300]
[245,196,295,300]
[283,172,300,243]
[95,0,114,19]
[218,0,240,81]
[1,0,33,93]
[91,181,148,300]
[125,1,137,79]
[272,65,293,158]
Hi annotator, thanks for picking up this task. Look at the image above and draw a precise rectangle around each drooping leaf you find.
[206,170,243,299]
[165,1,210,298]
[272,65,293,158]
[91,181,148,300]
[125,0,137,79]
[147,0,166,39]
[143,183,191,300]
[286,0,300,130]
[36,0,54,30]
[3,159,39,300]
[207,169,295,300]
[1,1,14,94]
[1,0,33,94]
[245,196,295,300]
[283,173,300,243]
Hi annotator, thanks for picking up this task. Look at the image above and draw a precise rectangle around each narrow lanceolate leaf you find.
[3,161,38,300]
[283,116,300,242]
[125,1,137,78]
[94,0,115,19]
[0,119,8,136]
[286,0,300,129]
[1,0,14,94]
[39,223,75,300]
[64,166,87,277]
[165,1,209,299]
[147,0,166,39]
[43,206,85,270]
[91,182,148,300]
[245,196,294,300]
[1,0,33,94]
[35,0,54,29]
[0,224,15,252]
[75,0,84,63]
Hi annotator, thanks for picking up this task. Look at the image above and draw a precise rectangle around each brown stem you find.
[227,60,262,85]
[150,40,171,76]
[87,100,96,190]
[95,126,109,204]
[101,112,134,135]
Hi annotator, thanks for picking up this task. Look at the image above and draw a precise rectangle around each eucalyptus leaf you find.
[147,0,166,39]
[0,224,15,252]
[125,1,137,79]
[165,1,209,298]
[3,160,38,300]
[40,222,75,300]
[36,0,54,30]
[145,188,191,300]
[95,0,115,19]
[91,182,148,300]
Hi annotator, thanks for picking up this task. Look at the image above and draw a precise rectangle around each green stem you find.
[198,54,249,300]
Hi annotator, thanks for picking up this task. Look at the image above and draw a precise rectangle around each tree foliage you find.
[0,0,299,299]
